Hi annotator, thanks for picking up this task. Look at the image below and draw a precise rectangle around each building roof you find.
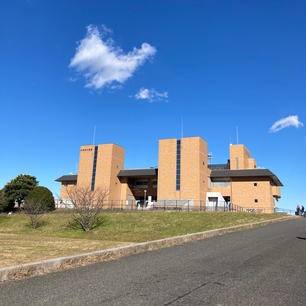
[55,168,282,186]
[117,168,158,178]
[55,175,78,182]
[210,169,283,186]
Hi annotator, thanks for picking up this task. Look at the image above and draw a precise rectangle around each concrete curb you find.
[0,216,294,282]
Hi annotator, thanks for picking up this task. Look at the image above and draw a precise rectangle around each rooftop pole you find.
[180,117,183,139]
[93,125,96,145]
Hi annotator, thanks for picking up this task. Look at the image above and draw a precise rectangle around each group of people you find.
[296,205,305,216]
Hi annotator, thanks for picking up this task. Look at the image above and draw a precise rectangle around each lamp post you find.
[144,189,147,208]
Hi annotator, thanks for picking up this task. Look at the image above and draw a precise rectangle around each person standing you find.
[301,205,304,216]
[296,205,300,216]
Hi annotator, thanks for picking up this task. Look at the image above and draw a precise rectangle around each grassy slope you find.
[0,212,285,267]
[0,211,283,243]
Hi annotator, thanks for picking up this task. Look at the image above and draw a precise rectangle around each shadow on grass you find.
[25,219,49,230]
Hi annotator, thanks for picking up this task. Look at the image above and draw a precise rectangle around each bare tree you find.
[66,186,109,232]
[24,198,45,229]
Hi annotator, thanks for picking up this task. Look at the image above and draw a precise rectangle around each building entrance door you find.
[208,197,218,209]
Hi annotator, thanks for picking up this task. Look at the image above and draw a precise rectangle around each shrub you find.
[25,186,55,212]
[23,197,46,229]
[66,186,109,232]
[0,189,11,212]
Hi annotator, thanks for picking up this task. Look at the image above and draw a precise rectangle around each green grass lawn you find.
[0,211,284,243]
[0,211,285,267]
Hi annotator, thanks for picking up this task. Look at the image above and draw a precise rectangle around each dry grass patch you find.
[0,233,131,268]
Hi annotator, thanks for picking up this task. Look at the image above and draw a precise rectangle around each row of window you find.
[63,182,77,186]
[91,146,98,191]
[135,180,157,188]
[81,148,93,151]
[210,180,259,188]
[176,140,181,190]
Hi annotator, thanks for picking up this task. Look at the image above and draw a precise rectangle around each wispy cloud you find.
[69,25,156,90]
[134,88,168,102]
[269,115,303,133]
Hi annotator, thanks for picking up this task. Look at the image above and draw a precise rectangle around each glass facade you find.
[91,146,98,191]
[176,139,181,190]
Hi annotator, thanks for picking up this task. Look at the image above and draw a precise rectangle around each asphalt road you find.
[0,218,305,306]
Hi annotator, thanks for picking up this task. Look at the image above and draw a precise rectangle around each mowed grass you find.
[0,211,284,267]
[0,234,130,268]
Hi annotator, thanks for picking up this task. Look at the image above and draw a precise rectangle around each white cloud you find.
[69,25,156,89]
[134,88,168,102]
[269,115,304,133]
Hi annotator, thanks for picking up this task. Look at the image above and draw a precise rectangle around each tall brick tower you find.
[229,144,256,170]
[157,137,208,204]
[77,143,124,201]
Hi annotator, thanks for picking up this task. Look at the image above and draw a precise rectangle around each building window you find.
[176,139,181,190]
[254,183,257,187]
[135,180,148,188]
[91,145,98,191]
[152,180,157,188]
[235,158,239,169]
[254,199,258,203]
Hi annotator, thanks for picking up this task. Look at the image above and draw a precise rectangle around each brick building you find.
[56,137,282,212]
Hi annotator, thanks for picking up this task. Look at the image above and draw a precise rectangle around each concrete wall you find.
[272,185,281,198]
[231,177,274,211]
[208,187,231,197]
[59,181,76,199]
[120,177,135,203]
[206,192,227,207]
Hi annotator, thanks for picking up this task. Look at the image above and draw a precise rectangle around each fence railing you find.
[55,199,279,213]
[274,207,299,215]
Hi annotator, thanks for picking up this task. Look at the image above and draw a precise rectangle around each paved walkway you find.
[0,218,305,306]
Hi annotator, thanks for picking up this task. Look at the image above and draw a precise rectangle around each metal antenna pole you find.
[181,117,183,139]
[93,125,96,145]
[236,126,239,144]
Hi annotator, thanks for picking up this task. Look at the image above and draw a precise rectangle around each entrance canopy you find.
[117,168,158,179]
[118,168,158,201]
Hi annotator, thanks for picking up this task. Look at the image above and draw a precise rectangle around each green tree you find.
[0,189,10,212]
[25,186,55,211]
[3,174,38,211]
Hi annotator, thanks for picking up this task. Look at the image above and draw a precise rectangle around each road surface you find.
[0,218,305,306]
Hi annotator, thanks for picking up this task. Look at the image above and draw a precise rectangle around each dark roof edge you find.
[118,168,158,177]
[55,175,78,182]
[210,169,283,186]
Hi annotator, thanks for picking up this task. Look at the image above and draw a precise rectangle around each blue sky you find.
[0,0,305,209]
